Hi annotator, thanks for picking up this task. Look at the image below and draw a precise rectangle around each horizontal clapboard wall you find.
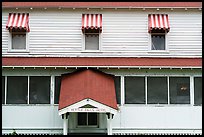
[2,9,202,57]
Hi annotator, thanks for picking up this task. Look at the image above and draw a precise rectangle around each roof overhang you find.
[2,2,202,9]
[2,57,202,70]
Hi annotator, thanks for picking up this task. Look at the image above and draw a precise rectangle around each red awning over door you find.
[6,13,30,32]
[82,14,102,32]
[148,14,170,33]
[58,69,118,111]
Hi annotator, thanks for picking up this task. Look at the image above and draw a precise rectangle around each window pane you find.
[88,113,98,125]
[147,77,168,104]
[7,76,28,104]
[170,77,190,104]
[2,76,5,104]
[78,112,87,126]
[194,77,202,105]
[85,34,99,50]
[54,76,61,104]
[114,76,121,104]
[29,76,50,104]
[125,77,145,104]
[12,34,26,49]
[151,35,165,50]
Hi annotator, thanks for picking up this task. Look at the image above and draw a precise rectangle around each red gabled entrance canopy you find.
[58,69,118,111]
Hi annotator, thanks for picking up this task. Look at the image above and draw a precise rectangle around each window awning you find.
[82,14,102,33]
[58,69,118,115]
[6,13,30,32]
[148,14,170,33]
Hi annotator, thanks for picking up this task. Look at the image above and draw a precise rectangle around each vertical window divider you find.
[5,76,7,105]
[28,76,30,104]
[190,76,194,106]
[145,76,147,105]
[167,76,170,105]
[51,76,54,105]
[121,76,124,105]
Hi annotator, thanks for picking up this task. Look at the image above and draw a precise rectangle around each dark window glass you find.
[170,77,190,104]
[78,112,87,126]
[12,33,26,49]
[114,76,121,104]
[29,76,50,104]
[125,77,145,104]
[147,77,168,104]
[2,76,5,104]
[194,77,202,105]
[88,113,98,125]
[78,113,98,126]
[7,76,28,104]
[151,34,165,50]
[85,34,99,50]
[54,76,61,104]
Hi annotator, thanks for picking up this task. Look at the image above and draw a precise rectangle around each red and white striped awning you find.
[148,14,170,33]
[6,13,30,32]
[82,14,102,33]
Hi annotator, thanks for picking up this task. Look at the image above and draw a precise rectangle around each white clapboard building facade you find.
[2,2,202,135]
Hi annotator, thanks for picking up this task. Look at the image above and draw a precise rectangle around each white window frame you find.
[148,32,169,52]
[8,31,29,52]
[82,32,102,52]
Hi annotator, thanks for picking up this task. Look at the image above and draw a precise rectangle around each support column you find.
[62,113,69,135]
[106,113,113,135]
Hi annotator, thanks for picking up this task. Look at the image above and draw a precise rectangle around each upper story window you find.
[6,13,30,52]
[82,14,102,51]
[148,14,170,51]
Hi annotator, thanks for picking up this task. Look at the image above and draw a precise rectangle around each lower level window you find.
[169,77,190,104]
[78,112,98,126]
[7,76,28,104]
[194,77,202,105]
[29,76,50,104]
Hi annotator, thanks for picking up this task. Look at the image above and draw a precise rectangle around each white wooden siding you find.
[2,9,202,57]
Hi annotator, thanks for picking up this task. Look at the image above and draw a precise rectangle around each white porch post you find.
[107,113,113,135]
[63,113,69,135]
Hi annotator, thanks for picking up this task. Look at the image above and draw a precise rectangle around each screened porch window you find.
[29,76,50,104]
[114,76,121,104]
[125,76,145,104]
[169,77,190,104]
[2,76,5,104]
[7,76,28,104]
[54,76,61,104]
[194,77,202,105]
[147,77,168,104]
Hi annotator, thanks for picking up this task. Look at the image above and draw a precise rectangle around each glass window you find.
[54,76,61,104]
[147,77,168,104]
[78,112,98,126]
[151,34,165,50]
[2,76,5,104]
[170,77,190,104]
[29,76,50,104]
[114,76,121,104]
[85,34,99,50]
[125,77,145,104]
[12,33,26,49]
[7,76,28,104]
[194,77,202,105]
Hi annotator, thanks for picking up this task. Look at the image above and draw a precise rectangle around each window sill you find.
[147,50,169,54]
[81,50,102,53]
[8,50,29,53]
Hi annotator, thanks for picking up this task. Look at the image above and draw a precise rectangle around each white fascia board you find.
[58,98,118,116]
